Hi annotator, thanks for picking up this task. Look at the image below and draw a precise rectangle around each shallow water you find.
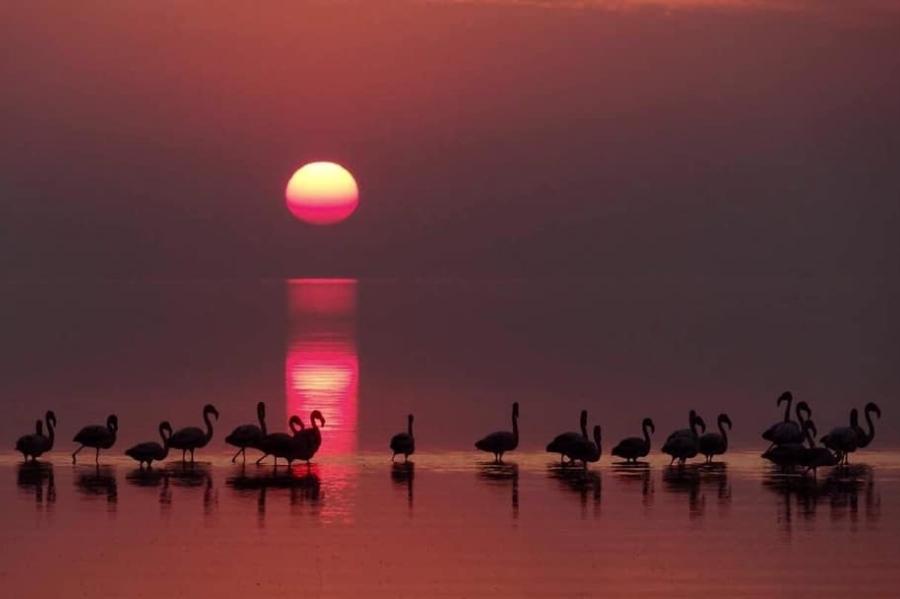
[2,451,898,597]
[1,277,897,596]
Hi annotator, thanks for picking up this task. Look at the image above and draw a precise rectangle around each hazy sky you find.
[2,0,898,278]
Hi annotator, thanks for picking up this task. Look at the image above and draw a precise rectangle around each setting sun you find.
[285,161,359,225]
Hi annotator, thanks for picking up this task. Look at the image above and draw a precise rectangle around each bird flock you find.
[13,392,882,476]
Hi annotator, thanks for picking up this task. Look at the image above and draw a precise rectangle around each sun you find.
[285,162,359,225]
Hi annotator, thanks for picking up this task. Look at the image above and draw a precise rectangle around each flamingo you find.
[72,414,118,464]
[390,414,415,462]
[125,421,173,469]
[699,413,732,463]
[292,410,326,465]
[169,404,219,463]
[225,401,267,463]
[801,423,840,476]
[15,410,56,461]
[761,392,811,448]
[662,411,706,465]
[566,425,602,469]
[256,415,304,466]
[612,418,655,463]
[762,419,817,469]
[546,409,588,465]
[854,402,882,449]
[475,402,519,463]
[821,409,860,465]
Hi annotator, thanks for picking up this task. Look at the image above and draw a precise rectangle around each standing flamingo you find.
[662,411,706,465]
[761,392,811,448]
[15,410,56,462]
[546,409,588,465]
[125,421,173,469]
[699,413,732,463]
[256,416,304,466]
[293,410,326,465]
[390,414,416,462]
[821,409,860,464]
[612,418,655,463]
[225,401,268,463]
[854,402,882,449]
[762,419,817,469]
[169,404,219,463]
[72,414,118,464]
[475,402,519,463]
[566,425,602,469]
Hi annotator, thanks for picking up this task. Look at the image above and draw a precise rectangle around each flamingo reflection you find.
[391,462,415,510]
[547,465,601,516]
[612,462,654,507]
[762,464,879,532]
[477,462,519,519]
[17,462,56,507]
[74,465,118,506]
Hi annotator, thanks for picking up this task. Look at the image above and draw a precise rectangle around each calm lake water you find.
[1,278,897,597]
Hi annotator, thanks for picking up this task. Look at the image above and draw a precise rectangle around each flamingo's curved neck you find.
[160,428,171,457]
[804,427,816,449]
[203,411,215,442]
[408,417,414,437]
[783,396,792,422]
[512,411,519,442]
[865,408,877,444]
[642,423,651,446]
[718,419,729,450]
[690,415,701,438]
[258,407,267,436]
[45,415,55,447]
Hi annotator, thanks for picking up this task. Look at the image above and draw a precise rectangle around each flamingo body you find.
[475,402,519,463]
[390,414,415,462]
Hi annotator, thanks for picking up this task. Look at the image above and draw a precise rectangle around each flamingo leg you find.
[181,449,187,463]
[231,447,243,463]
[392,453,396,463]
[72,445,84,463]
[256,453,268,465]
[190,449,195,463]
[95,447,100,464]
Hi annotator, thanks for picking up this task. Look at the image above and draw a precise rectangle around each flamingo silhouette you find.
[612,418,655,463]
[225,402,268,463]
[762,392,811,448]
[256,415,304,466]
[125,421,174,469]
[662,411,705,465]
[699,413,732,463]
[15,410,56,462]
[475,402,519,463]
[390,414,416,462]
[72,414,118,464]
[169,404,219,463]
[546,409,588,465]
[566,425,602,469]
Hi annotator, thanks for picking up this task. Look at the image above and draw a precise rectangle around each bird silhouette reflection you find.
[477,462,519,518]
[391,462,415,510]
[226,465,321,518]
[17,462,55,508]
[547,464,601,516]
[763,464,879,531]
[74,464,118,506]
[612,462,654,507]
[163,462,216,513]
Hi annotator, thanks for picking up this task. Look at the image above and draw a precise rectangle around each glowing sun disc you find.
[285,162,359,225]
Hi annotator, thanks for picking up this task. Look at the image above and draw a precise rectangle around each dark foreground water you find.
[2,452,898,597]
[0,277,897,596]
